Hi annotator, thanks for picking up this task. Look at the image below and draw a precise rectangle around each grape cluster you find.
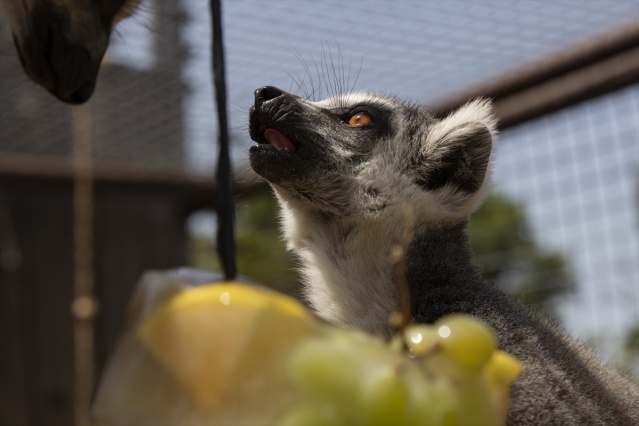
[135,284,522,426]
[277,314,521,426]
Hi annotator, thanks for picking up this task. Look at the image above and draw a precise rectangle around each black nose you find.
[254,86,283,109]
[67,78,97,104]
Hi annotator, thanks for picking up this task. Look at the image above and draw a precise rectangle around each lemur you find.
[248,86,639,424]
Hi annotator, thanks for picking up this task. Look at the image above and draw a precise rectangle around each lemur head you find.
[248,86,497,333]
[249,86,496,226]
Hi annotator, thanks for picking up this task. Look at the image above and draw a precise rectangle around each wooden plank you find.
[93,183,189,377]
[494,47,639,128]
[0,179,75,426]
[0,177,210,426]
[0,191,29,426]
[429,19,639,121]
[0,153,266,195]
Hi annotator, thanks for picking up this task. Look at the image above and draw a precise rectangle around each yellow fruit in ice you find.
[137,283,321,413]
[96,277,523,426]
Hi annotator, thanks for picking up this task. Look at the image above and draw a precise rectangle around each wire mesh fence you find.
[493,84,639,359]
[3,0,638,179]
[1,1,638,422]
[1,0,638,353]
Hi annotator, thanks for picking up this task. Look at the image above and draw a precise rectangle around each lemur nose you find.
[254,86,283,109]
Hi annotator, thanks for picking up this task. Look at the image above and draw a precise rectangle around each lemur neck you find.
[296,211,485,335]
[404,221,486,324]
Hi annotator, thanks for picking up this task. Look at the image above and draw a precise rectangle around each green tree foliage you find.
[624,325,639,357]
[187,188,302,297]
[620,184,639,378]
[468,193,573,317]
[622,324,639,380]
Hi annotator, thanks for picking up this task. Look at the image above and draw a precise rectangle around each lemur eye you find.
[348,111,374,126]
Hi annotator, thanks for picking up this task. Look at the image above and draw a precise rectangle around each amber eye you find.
[347,111,374,126]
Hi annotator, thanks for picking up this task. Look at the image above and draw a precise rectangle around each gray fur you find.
[248,86,639,424]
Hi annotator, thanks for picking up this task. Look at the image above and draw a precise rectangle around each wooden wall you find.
[0,175,213,426]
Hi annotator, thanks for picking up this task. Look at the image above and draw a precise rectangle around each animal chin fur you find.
[278,191,408,332]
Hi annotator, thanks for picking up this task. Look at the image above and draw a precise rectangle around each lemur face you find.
[249,86,497,222]
[249,87,395,200]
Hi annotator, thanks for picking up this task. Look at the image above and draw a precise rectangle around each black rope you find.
[210,0,236,280]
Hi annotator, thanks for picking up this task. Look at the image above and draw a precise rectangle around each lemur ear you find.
[416,99,497,197]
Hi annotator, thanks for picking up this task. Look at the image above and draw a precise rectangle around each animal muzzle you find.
[13,28,101,105]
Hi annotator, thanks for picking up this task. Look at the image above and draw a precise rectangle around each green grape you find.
[434,315,497,371]
[276,403,345,426]
[405,373,460,426]
[287,338,360,399]
[359,366,410,426]
[389,334,406,353]
[404,325,440,356]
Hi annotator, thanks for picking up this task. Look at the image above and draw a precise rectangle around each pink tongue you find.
[264,128,297,153]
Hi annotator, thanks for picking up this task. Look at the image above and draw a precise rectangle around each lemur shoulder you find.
[248,85,639,425]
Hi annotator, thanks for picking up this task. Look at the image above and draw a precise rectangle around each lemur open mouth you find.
[250,125,299,154]
[263,128,298,153]
[249,122,301,156]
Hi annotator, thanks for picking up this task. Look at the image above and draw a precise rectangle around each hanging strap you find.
[210,0,236,280]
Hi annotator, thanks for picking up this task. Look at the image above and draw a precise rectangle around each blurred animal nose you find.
[254,86,283,109]
[12,14,101,104]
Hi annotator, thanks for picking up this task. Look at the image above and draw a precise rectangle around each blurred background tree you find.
[468,193,573,318]
[619,183,639,379]
[187,187,301,297]
[623,325,639,376]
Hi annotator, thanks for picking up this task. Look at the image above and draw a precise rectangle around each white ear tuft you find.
[412,98,498,218]
[427,98,498,149]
